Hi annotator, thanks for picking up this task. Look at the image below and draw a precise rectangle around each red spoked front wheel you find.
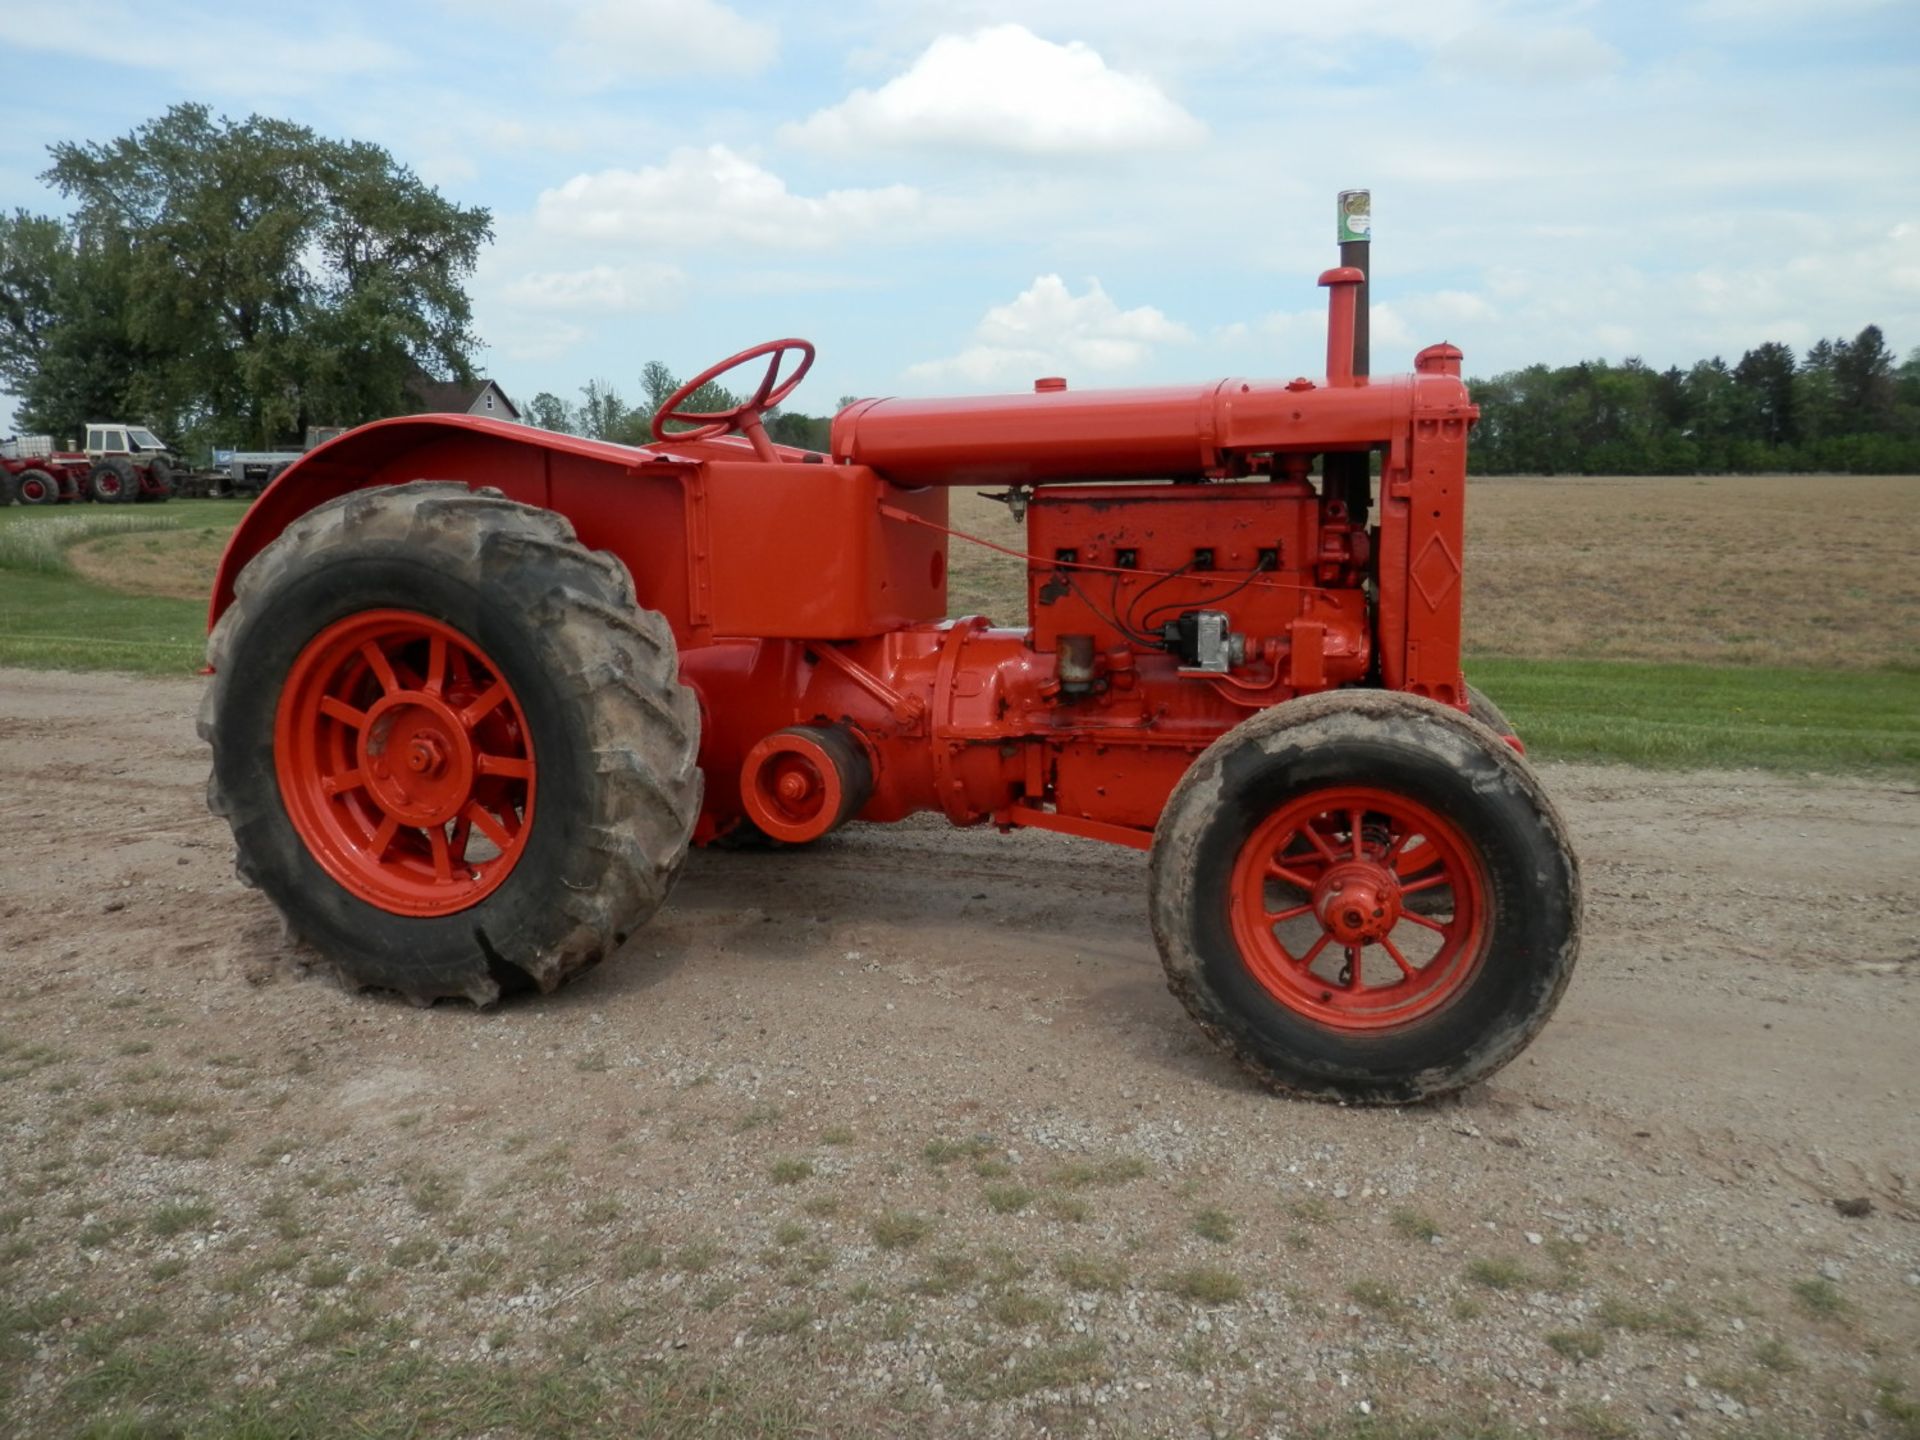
[1150,690,1580,1104]
[1229,787,1487,1032]
[275,610,536,917]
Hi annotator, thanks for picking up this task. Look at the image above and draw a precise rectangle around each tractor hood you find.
[829,372,1451,489]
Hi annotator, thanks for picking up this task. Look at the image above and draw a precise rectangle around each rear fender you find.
[207,414,705,639]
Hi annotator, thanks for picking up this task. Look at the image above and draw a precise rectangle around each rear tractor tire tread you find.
[201,480,702,1005]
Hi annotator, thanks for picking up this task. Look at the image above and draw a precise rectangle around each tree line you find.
[530,331,1920,476]
[1464,327,1920,474]
[0,105,489,454]
[521,366,840,452]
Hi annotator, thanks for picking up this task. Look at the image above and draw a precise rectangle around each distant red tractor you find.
[1,437,89,505]
[201,224,1579,1104]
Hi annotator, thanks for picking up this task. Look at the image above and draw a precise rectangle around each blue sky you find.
[3,0,1917,433]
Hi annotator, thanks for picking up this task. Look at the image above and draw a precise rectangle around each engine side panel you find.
[1023,482,1363,660]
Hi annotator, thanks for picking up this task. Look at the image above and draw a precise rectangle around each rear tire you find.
[89,458,138,503]
[201,481,703,1004]
[1150,689,1580,1104]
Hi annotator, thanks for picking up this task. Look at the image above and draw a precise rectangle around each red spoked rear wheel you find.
[1229,787,1486,1031]
[274,609,535,916]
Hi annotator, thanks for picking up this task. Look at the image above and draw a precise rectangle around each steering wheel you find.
[651,339,816,462]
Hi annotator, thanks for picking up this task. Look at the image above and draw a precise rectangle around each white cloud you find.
[1250,302,1418,367]
[554,0,776,86]
[1401,289,1497,328]
[1244,220,1920,379]
[475,118,594,156]
[534,146,922,250]
[1432,23,1621,82]
[498,263,687,312]
[485,319,592,366]
[786,25,1204,155]
[909,275,1192,386]
[1235,291,1513,374]
[849,0,1492,74]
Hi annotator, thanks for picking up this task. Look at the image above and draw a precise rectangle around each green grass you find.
[1469,656,1920,776]
[0,567,209,674]
[0,502,248,674]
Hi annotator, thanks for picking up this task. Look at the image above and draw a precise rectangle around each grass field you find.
[0,502,246,676]
[1,479,1915,774]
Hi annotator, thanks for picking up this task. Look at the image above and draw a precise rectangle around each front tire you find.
[1150,690,1579,1104]
[1464,682,1519,747]
[13,468,60,506]
[201,482,702,1003]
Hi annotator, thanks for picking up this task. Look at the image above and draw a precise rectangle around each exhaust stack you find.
[1337,188,1371,380]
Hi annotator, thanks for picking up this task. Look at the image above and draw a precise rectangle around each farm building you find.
[404,375,521,422]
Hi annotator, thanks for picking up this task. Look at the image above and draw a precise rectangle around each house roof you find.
[406,375,520,419]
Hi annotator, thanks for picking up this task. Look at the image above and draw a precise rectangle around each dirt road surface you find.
[2,668,1916,1438]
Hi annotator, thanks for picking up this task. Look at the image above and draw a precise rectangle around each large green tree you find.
[1732,341,1798,446]
[0,104,491,449]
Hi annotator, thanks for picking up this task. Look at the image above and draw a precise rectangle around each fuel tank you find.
[829,375,1420,489]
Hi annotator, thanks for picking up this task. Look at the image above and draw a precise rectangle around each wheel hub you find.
[738,725,874,845]
[1315,860,1402,945]
[1226,785,1488,1033]
[275,607,536,918]
[361,696,474,826]
[775,765,818,806]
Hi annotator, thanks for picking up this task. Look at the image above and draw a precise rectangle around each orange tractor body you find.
[211,274,1473,854]
[201,236,1579,1104]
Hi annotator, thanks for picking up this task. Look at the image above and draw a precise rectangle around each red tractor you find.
[1,437,89,505]
[201,237,1579,1104]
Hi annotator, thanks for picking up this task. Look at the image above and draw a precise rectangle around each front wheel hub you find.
[1228,786,1489,1031]
[1315,861,1401,945]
